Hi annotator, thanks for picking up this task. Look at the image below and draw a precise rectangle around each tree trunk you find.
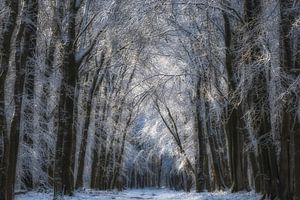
[0,0,19,199]
[21,0,39,189]
[278,1,299,199]
[53,0,83,198]
[112,112,132,189]
[194,79,206,192]
[223,9,245,191]
[91,95,108,189]
[244,0,280,198]
[5,0,38,198]
[39,0,61,186]
[294,14,300,200]
[76,55,105,188]
[295,101,300,200]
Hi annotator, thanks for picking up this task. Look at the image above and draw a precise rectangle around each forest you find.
[0,0,299,200]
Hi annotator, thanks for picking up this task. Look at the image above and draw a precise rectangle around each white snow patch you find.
[16,189,261,200]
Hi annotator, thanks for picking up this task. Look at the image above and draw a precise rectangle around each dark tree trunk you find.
[76,54,105,189]
[39,0,61,186]
[54,0,80,198]
[111,68,135,189]
[207,118,226,190]
[91,96,108,189]
[0,0,19,199]
[112,112,132,189]
[194,79,206,192]
[93,84,111,189]
[5,0,38,199]
[223,9,245,192]
[294,13,300,200]
[278,1,299,199]
[295,105,300,200]
[21,0,39,189]
[244,0,280,198]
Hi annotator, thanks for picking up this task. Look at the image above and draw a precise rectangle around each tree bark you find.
[39,0,61,186]
[21,0,39,189]
[294,12,300,199]
[0,0,19,199]
[194,79,206,192]
[76,54,105,189]
[6,0,38,198]
[223,8,245,192]
[244,0,280,198]
[278,1,299,199]
[54,0,80,198]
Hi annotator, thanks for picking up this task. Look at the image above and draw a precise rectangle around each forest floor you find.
[16,188,261,200]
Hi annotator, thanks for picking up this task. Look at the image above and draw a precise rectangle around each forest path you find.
[16,188,261,200]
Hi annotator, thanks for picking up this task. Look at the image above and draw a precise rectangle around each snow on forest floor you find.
[16,188,261,200]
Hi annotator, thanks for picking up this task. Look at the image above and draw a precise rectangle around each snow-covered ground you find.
[16,189,261,200]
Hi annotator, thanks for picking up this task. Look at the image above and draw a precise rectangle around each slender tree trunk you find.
[244,1,280,198]
[0,0,19,199]
[76,55,105,188]
[295,100,300,199]
[39,0,61,186]
[206,122,225,189]
[94,85,111,190]
[91,95,108,189]
[6,0,38,198]
[54,0,82,197]
[112,112,132,189]
[22,0,39,189]
[6,23,24,196]
[294,16,300,200]
[223,9,245,191]
[278,1,299,199]
[194,79,206,192]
